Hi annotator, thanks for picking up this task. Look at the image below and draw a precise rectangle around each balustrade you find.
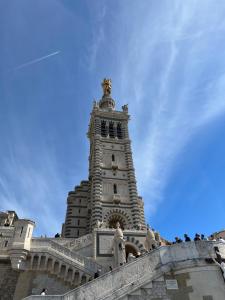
[27,240,101,287]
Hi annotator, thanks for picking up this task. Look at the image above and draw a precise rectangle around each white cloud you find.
[0,133,67,236]
[112,1,225,216]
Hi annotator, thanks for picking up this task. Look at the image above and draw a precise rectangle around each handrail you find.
[30,239,104,274]
[63,233,93,250]
[51,241,225,299]
[23,241,225,300]
[50,240,103,272]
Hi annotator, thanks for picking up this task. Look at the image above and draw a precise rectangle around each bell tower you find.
[87,79,145,231]
[62,79,145,238]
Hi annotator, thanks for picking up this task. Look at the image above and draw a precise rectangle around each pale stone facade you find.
[0,80,225,299]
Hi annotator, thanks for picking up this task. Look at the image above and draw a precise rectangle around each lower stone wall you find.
[0,260,19,300]
[14,271,72,299]
[127,266,225,300]
[0,260,74,300]
[31,272,71,295]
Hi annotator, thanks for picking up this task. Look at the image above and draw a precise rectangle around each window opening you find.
[112,154,115,162]
[109,122,115,138]
[117,123,123,139]
[78,220,80,226]
[101,120,108,137]
[77,229,80,236]
[4,241,8,247]
[113,184,117,194]
[20,227,24,237]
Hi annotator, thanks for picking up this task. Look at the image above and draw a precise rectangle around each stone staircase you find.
[23,247,165,300]
[23,241,225,300]
[26,238,103,286]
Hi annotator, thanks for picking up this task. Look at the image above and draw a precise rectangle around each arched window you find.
[112,154,115,162]
[101,120,107,137]
[113,184,117,194]
[108,214,126,229]
[117,123,123,139]
[109,122,115,138]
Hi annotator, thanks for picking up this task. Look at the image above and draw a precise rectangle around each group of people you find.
[173,233,225,244]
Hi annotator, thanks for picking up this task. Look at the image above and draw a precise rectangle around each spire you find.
[99,78,115,111]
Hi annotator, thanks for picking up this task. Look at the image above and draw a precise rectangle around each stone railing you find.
[50,240,103,272]
[30,239,104,274]
[31,238,53,248]
[23,251,160,300]
[63,233,93,250]
[23,241,225,300]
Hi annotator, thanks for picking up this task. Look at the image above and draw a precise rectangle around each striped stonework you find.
[62,82,146,238]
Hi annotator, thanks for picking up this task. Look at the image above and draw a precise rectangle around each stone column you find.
[93,228,97,260]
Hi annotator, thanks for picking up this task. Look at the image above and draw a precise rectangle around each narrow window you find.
[113,184,117,194]
[79,199,81,203]
[20,227,24,237]
[78,219,80,226]
[112,154,115,162]
[117,123,123,139]
[77,229,80,236]
[109,122,115,138]
[78,209,81,214]
[4,241,8,247]
[101,120,107,137]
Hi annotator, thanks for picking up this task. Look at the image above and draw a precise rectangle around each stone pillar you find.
[93,228,97,260]
[44,255,49,269]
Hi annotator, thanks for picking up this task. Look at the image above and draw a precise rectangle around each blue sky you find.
[1,1,225,240]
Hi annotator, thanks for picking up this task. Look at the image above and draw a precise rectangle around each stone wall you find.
[0,260,19,300]
[13,270,72,300]
[22,241,225,300]
[0,259,77,300]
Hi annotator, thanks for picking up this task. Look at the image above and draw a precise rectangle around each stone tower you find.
[62,79,145,238]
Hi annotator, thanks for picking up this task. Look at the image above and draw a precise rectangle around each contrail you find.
[14,51,60,70]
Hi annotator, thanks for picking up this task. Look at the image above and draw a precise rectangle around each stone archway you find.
[125,243,138,261]
[103,209,132,229]
[126,236,144,253]
[108,214,126,229]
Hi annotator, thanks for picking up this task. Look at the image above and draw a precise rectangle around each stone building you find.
[62,78,145,239]
[0,80,225,299]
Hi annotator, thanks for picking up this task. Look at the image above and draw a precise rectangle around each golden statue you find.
[102,78,112,96]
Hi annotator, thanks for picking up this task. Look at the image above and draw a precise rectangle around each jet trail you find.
[14,51,60,70]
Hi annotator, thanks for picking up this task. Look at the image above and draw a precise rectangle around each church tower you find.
[62,79,145,238]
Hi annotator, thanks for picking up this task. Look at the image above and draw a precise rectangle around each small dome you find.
[99,95,115,111]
